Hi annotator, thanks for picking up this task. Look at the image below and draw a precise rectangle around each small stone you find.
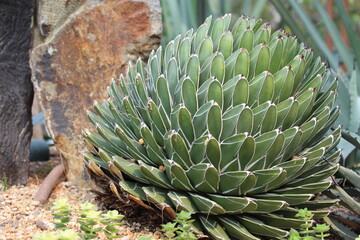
[120,236,131,240]
[35,219,49,230]
[15,214,25,220]
[31,211,40,216]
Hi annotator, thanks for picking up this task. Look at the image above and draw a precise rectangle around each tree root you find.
[33,164,66,201]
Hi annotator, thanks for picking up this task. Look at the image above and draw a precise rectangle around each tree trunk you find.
[0,0,34,185]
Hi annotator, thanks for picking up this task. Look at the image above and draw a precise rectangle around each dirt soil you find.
[0,156,163,240]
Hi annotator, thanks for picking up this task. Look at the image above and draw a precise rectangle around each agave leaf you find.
[279,98,298,130]
[286,164,339,187]
[331,185,360,215]
[166,58,179,96]
[324,216,359,240]
[199,216,231,240]
[182,77,198,116]
[147,99,169,135]
[338,165,360,189]
[206,137,221,169]
[260,104,277,134]
[178,37,191,70]
[248,199,288,213]
[294,199,339,210]
[189,135,209,164]
[253,44,270,77]
[167,191,198,212]
[279,126,302,163]
[218,216,260,240]
[189,192,225,215]
[108,101,139,139]
[247,168,285,194]
[164,40,175,70]
[119,180,147,201]
[113,156,149,183]
[139,161,173,189]
[114,125,153,165]
[207,102,223,139]
[234,48,250,78]
[218,31,233,59]
[237,215,289,238]
[231,78,250,109]
[211,16,226,44]
[254,193,313,205]
[149,55,160,85]
[198,37,214,69]
[237,106,253,134]
[187,163,219,193]
[186,54,200,88]
[197,77,215,106]
[239,135,256,170]
[258,73,275,105]
[140,123,165,165]
[208,194,257,214]
[171,132,193,169]
[294,88,316,124]
[220,134,247,170]
[258,213,305,229]
[248,130,279,170]
[248,72,269,107]
[193,101,213,138]
[142,186,174,207]
[211,52,226,83]
[274,180,332,194]
[239,28,255,52]
[178,107,195,144]
[219,171,253,195]
[207,79,223,109]
[164,160,195,191]
[84,129,131,159]
[156,75,172,116]
[298,118,318,146]
[221,105,245,140]
[193,22,210,51]
[84,153,108,170]
[272,158,306,184]
[341,129,360,149]
[264,132,285,168]
[269,36,284,73]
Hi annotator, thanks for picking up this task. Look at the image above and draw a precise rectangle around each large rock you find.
[0,0,34,185]
[31,0,162,184]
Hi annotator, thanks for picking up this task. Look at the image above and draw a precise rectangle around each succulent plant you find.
[83,14,341,239]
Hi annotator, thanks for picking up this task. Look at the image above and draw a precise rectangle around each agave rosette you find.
[84,14,341,239]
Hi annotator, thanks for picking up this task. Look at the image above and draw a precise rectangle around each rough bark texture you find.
[0,0,34,185]
[31,0,162,185]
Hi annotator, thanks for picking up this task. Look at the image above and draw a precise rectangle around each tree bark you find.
[0,0,34,185]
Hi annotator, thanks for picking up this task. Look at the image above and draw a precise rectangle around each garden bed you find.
[0,156,162,240]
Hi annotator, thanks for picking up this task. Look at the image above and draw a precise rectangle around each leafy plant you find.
[51,198,72,230]
[33,229,81,240]
[35,199,126,240]
[101,210,126,239]
[0,175,9,191]
[161,211,197,240]
[288,208,330,240]
[84,14,341,239]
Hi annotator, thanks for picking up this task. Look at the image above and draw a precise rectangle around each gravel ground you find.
[0,157,162,240]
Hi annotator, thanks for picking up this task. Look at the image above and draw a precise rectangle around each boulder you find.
[31,0,162,185]
[0,0,34,185]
